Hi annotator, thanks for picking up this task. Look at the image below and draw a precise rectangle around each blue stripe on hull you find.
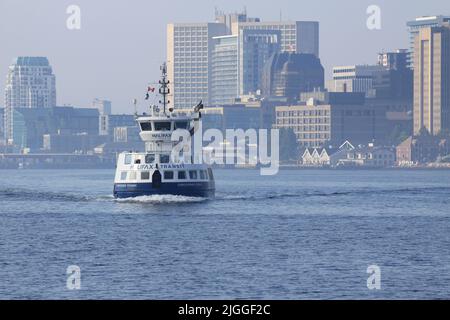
[113,182,215,198]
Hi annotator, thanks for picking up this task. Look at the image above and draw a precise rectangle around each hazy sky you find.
[0,0,448,113]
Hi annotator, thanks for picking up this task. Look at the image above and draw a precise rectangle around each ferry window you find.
[164,171,174,180]
[178,171,186,179]
[208,168,214,180]
[129,171,137,180]
[154,121,171,131]
[141,171,150,180]
[175,121,188,130]
[200,170,206,180]
[140,122,152,131]
[135,159,141,164]
[189,170,197,180]
[160,154,170,163]
[145,154,155,163]
[120,171,127,180]
[124,154,132,165]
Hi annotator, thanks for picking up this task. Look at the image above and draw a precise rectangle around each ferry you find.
[113,64,215,199]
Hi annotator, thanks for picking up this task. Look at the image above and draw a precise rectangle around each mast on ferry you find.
[158,63,170,114]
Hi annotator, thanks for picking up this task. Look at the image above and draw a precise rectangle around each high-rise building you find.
[210,29,281,105]
[374,50,413,101]
[214,9,260,34]
[329,65,384,95]
[232,21,319,57]
[262,52,324,102]
[407,15,450,68]
[211,35,239,106]
[167,22,227,109]
[4,57,56,145]
[378,49,409,70]
[413,23,450,136]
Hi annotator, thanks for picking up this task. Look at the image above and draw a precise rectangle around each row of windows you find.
[120,170,210,181]
[125,153,172,165]
[277,110,330,117]
[277,118,330,125]
[138,121,189,132]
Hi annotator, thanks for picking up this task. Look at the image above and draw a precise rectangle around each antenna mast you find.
[159,63,170,114]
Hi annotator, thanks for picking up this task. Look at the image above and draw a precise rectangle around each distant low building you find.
[43,132,107,154]
[396,135,450,165]
[113,126,141,143]
[275,97,387,148]
[300,140,395,167]
[338,144,396,167]
[301,147,331,166]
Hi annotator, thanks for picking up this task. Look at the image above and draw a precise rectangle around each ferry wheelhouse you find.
[113,64,215,198]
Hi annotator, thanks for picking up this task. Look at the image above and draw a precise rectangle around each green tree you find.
[279,128,300,161]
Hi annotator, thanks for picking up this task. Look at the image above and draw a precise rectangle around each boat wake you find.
[1,186,448,205]
[114,194,207,204]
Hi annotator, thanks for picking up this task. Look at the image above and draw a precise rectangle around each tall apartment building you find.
[210,29,281,106]
[413,23,450,136]
[4,57,56,145]
[407,15,450,68]
[167,22,227,109]
[211,35,239,106]
[232,21,319,57]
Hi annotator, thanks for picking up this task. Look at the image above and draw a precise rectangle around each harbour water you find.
[0,168,450,299]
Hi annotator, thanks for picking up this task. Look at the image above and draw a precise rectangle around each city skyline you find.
[1,0,448,113]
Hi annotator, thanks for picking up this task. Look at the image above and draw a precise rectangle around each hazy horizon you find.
[0,0,448,113]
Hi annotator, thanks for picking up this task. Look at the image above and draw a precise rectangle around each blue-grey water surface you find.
[0,169,450,299]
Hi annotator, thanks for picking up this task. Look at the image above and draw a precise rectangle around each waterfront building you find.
[301,147,331,166]
[396,135,450,165]
[167,22,227,109]
[275,98,386,148]
[4,57,56,146]
[8,106,99,152]
[262,52,324,102]
[107,114,136,137]
[92,99,112,136]
[407,15,450,68]
[413,23,450,136]
[42,132,107,154]
[211,29,281,105]
[113,126,141,143]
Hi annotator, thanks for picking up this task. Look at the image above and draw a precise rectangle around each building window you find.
[164,171,174,180]
[189,170,198,180]
[140,122,152,131]
[178,171,187,180]
[145,154,155,164]
[141,171,150,180]
[160,154,170,163]
[124,154,132,165]
[154,121,171,131]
